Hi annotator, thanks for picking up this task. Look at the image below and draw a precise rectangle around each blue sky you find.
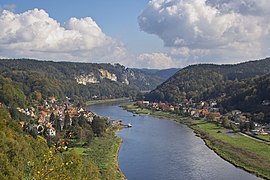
[0,0,270,69]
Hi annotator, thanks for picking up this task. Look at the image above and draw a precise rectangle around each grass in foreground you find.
[257,135,270,142]
[68,128,125,180]
[123,102,270,179]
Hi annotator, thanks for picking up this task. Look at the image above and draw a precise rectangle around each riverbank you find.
[86,97,130,106]
[68,126,126,180]
[122,102,270,179]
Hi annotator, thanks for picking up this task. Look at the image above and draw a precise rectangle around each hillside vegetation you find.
[145,57,270,122]
[0,59,171,102]
[0,106,104,179]
[146,58,270,102]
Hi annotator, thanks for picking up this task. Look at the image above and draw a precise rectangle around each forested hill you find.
[145,57,270,103]
[0,59,170,101]
[218,73,270,119]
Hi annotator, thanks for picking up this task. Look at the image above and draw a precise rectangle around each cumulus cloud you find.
[133,53,174,69]
[0,8,128,64]
[138,0,270,65]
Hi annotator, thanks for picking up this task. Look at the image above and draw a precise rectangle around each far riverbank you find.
[121,102,270,180]
[85,97,130,106]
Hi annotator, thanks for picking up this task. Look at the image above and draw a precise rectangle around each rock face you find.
[122,76,129,85]
[75,69,120,85]
[98,69,117,82]
[73,66,168,90]
[75,74,99,85]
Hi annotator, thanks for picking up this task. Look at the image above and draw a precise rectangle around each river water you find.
[88,103,260,180]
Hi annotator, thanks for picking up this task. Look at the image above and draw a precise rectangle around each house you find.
[190,109,197,116]
[169,105,175,112]
[262,100,270,106]
[200,109,209,117]
[17,107,25,113]
[84,111,95,122]
[159,103,169,111]
[231,110,242,116]
[67,109,79,118]
[209,107,220,112]
[78,107,85,113]
[210,101,217,107]
[182,107,188,113]
[193,112,200,119]
[239,115,247,121]
[136,101,144,107]
[263,124,270,133]
[48,96,57,103]
[47,128,56,136]
[151,103,160,110]
[19,121,25,128]
[200,101,205,107]
[143,101,150,106]
[38,111,50,123]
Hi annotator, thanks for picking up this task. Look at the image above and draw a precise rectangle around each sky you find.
[0,0,270,69]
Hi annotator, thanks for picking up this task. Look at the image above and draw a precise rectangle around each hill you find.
[217,73,270,122]
[145,58,270,103]
[0,59,172,101]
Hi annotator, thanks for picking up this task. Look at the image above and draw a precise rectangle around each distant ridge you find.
[146,57,270,102]
[0,58,176,101]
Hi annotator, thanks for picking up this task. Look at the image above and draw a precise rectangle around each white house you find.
[47,128,56,136]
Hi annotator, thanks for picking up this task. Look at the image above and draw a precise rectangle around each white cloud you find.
[134,53,175,69]
[138,0,270,65]
[0,9,129,64]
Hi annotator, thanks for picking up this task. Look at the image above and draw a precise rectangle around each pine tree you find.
[64,113,71,130]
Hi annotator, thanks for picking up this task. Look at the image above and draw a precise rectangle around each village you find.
[136,99,270,137]
[11,96,108,153]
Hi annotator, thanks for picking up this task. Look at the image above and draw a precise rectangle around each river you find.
[88,103,261,180]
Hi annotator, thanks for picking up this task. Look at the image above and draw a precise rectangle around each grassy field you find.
[86,97,129,106]
[68,127,125,180]
[86,135,124,180]
[257,135,270,142]
[123,102,270,179]
[192,120,270,179]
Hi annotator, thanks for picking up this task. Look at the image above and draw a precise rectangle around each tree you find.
[55,118,62,132]
[49,112,56,123]
[78,115,87,127]
[9,105,20,120]
[249,121,255,130]
[239,121,250,132]
[31,91,42,101]
[221,116,230,128]
[91,117,106,137]
[64,113,71,130]
[253,112,264,124]
[207,113,216,122]
[239,121,245,132]
[230,122,237,132]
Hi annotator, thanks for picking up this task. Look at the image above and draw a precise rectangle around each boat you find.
[127,123,132,128]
